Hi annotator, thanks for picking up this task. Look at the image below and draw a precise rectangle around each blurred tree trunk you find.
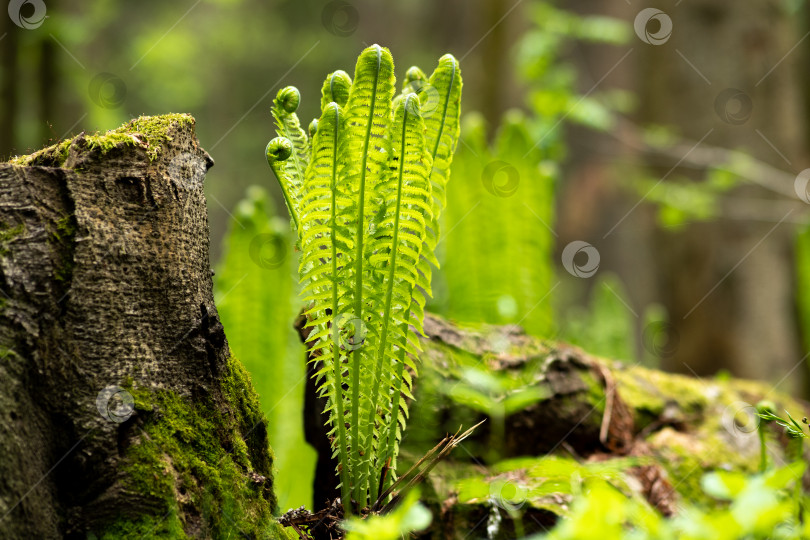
[636,0,806,388]
[38,36,57,145]
[0,16,19,159]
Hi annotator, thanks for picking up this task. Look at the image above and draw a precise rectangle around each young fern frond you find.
[402,66,428,94]
[266,45,462,514]
[361,93,433,504]
[379,54,462,494]
[270,86,310,231]
[420,54,463,298]
[298,101,353,510]
[339,44,396,508]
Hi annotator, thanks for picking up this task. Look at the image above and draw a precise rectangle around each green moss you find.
[0,221,24,256]
[107,114,195,161]
[613,365,709,429]
[51,214,77,283]
[8,139,72,167]
[92,356,287,539]
[7,114,195,166]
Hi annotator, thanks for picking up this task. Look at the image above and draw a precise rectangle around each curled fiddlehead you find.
[265,136,299,230]
[320,69,353,112]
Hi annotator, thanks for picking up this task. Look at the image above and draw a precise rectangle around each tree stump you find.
[0,116,288,538]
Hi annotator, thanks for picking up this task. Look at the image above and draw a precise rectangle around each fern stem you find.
[381,337,408,497]
[350,45,383,509]
[362,95,413,504]
[267,160,300,231]
[326,104,353,515]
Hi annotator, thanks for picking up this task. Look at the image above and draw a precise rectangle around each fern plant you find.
[265,44,462,514]
[434,111,556,337]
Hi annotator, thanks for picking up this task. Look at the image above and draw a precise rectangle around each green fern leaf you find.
[298,100,355,509]
[338,43,396,507]
[361,93,433,503]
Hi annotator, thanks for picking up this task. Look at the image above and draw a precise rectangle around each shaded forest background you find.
[5,0,810,512]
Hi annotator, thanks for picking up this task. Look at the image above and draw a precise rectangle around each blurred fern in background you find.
[431,110,557,337]
[213,186,315,512]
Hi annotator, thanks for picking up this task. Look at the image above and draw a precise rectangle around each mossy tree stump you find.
[0,116,289,538]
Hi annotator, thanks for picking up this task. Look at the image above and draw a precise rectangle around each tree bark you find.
[0,116,287,538]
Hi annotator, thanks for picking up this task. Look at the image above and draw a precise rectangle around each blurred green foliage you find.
[559,274,669,366]
[343,490,432,540]
[213,186,314,512]
[432,110,556,337]
[530,465,808,540]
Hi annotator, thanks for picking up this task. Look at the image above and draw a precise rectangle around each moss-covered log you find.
[0,116,291,539]
[401,315,810,538]
[300,310,810,538]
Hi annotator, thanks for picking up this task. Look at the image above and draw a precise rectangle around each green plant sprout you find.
[758,403,808,522]
[265,44,462,515]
